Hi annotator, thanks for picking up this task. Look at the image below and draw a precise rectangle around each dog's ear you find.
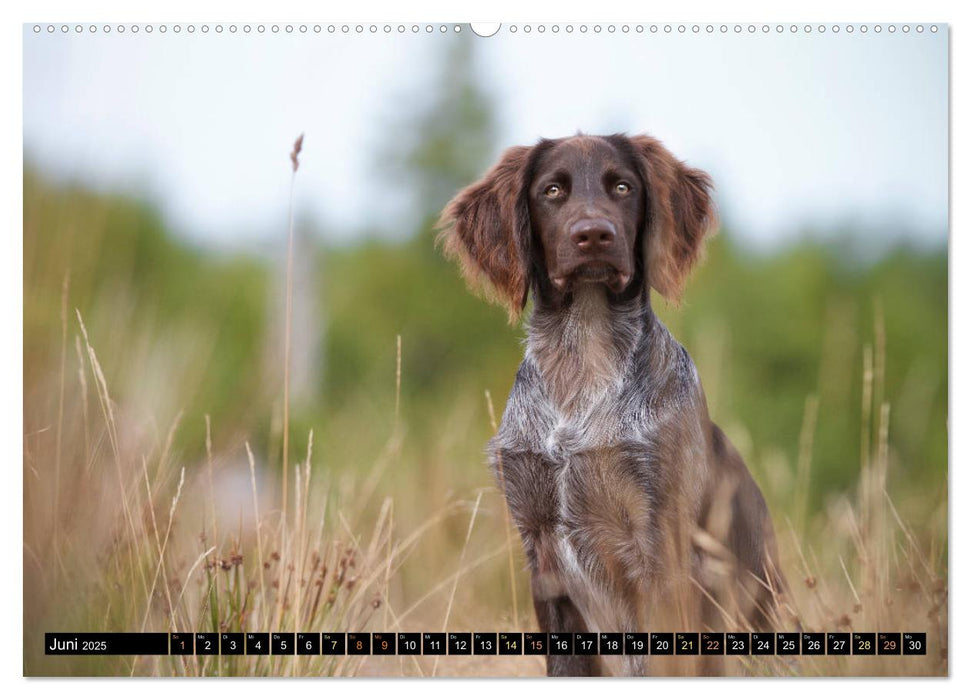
[437,146,533,322]
[629,135,718,302]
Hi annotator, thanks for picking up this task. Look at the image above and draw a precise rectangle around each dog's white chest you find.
[535,406,655,623]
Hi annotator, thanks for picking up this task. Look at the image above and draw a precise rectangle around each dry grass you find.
[23,297,947,676]
[25,302,498,676]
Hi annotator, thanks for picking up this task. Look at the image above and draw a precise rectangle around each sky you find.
[22,23,948,251]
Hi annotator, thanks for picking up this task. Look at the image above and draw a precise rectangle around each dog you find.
[438,133,788,676]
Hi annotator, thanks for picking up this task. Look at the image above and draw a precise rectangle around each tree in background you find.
[321,36,523,417]
[377,36,499,228]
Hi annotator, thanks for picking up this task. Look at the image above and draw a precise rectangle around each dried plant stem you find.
[838,555,861,605]
[485,389,519,629]
[53,269,69,570]
[433,491,482,676]
[281,133,303,518]
[76,309,146,605]
[384,501,393,631]
[177,546,216,613]
[861,345,873,476]
[140,464,184,633]
[246,442,268,631]
[204,415,218,544]
[873,298,886,428]
[396,542,508,623]
[290,431,314,673]
[395,334,402,430]
[73,334,90,457]
[281,179,296,518]
[449,501,483,615]
[794,394,819,534]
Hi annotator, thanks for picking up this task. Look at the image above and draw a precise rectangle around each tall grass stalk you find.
[433,490,483,676]
[281,133,304,518]
[485,389,520,630]
[53,269,69,571]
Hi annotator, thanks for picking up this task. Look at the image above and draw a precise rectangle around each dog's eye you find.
[544,184,563,199]
[615,181,632,195]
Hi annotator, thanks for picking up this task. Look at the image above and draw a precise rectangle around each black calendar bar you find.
[726,632,749,655]
[575,632,598,655]
[549,633,572,654]
[423,632,446,655]
[272,633,294,655]
[499,632,523,655]
[878,632,901,655]
[246,633,269,655]
[802,632,825,655]
[373,633,397,655]
[599,632,623,655]
[170,632,193,655]
[347,632,370,655]
[701,632,725,655]
[903,633,926,655]
[398,633,421,654]
[625,633,649,655]
[448,632,471,655]
[524,632,548,655]
[45,633,169,655]
[44,631,929,656]
[676,632,699,655]
[221,633,243,655]
[651,632,673,655]
[196,632,219,656]
[472,632,496,655]
[321,633,345,655]
[827,632,851,655]
[752,632,775,655]
[297,633,320,655]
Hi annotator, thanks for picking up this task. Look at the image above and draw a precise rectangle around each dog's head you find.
[438,133,717,320]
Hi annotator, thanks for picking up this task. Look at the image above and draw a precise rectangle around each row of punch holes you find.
[32,23,940,36]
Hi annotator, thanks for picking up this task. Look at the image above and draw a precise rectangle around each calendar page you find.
[22,18,948,679]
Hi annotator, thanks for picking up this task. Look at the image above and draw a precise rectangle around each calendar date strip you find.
[45,631,927,656]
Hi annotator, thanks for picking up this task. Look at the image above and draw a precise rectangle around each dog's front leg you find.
[532,592,599,677]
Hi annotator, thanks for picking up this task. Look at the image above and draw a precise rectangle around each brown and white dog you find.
[439,133,788,676]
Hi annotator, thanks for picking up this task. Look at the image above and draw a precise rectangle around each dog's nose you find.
[569,218,616,253]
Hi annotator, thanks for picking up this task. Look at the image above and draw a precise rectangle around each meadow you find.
[22,157,947,676]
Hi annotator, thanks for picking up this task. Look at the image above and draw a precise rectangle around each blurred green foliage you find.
[23,168,272,453]
[671,235,946,506]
